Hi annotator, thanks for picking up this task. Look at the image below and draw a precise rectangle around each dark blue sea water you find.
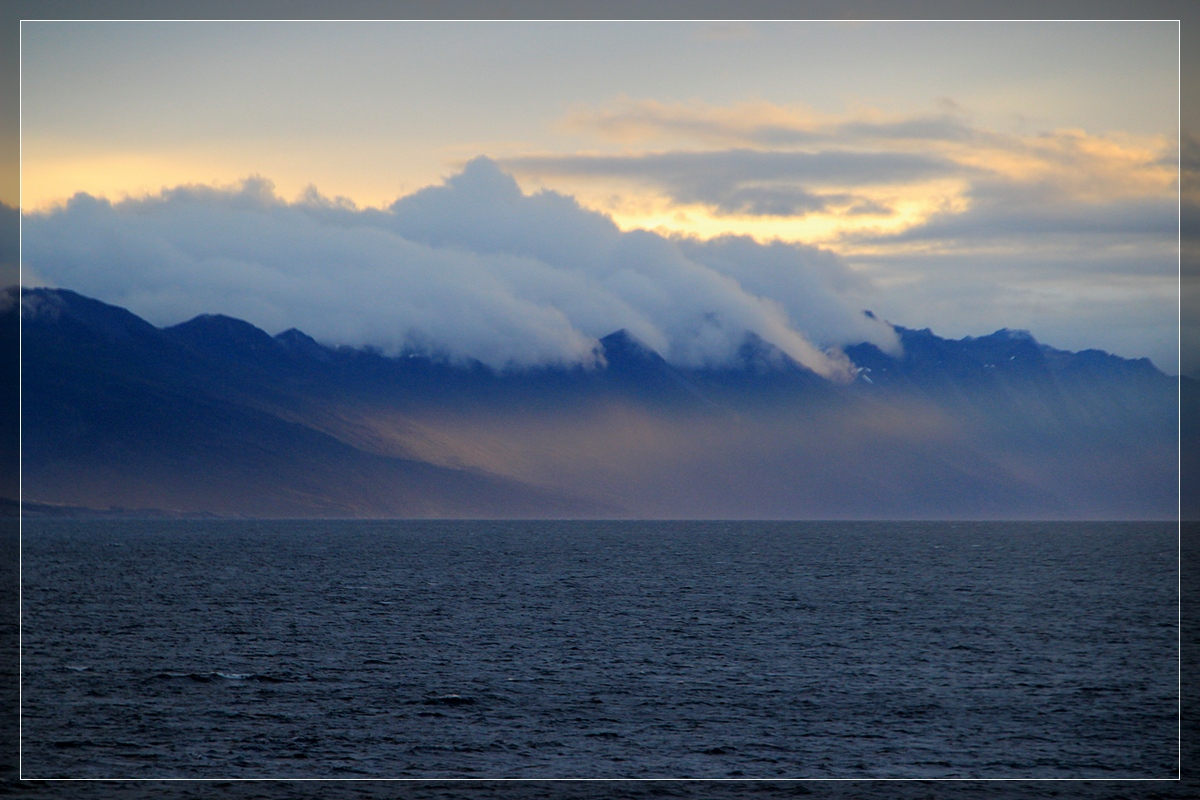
[18,520,1178,780]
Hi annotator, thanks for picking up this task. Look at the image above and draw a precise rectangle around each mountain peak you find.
[275,327,331,361]
[165,313,280,356]
[598,329,666,367]
[979,328,1036,342]
[17,287,161,343]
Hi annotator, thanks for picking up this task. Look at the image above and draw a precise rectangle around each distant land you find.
[6,286,1179,520]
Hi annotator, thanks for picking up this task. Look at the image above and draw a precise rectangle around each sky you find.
[17,20,1181,373]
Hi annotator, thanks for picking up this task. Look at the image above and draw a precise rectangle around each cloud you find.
[853,181,1178,245]
[675,234,899,350]
[837,116,976,143]
[504,149,959,218]
[547,98,1175,232]
[559,97,979,150]
[20,159,900,378]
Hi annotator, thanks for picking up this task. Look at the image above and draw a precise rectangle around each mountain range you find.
[5,286,1179,519]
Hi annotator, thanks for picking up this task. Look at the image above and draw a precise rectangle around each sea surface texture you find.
[19,520,1178,780]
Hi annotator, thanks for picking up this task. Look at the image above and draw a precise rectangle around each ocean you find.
[18,519,1178,781]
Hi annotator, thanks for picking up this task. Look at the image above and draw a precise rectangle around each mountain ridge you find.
[7,286,1178,519]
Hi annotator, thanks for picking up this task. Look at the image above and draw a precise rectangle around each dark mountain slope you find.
[1183,375,1200,520]
[846,325,1175,436]
[0,291,15,503]
[16,288,602,517]
[11,287,1178,519]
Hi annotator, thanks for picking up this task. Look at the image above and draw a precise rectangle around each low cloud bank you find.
[21,158,898,377]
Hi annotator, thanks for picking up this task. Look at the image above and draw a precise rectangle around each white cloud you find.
[21,159,899,377]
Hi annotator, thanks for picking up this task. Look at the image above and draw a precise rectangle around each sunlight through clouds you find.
[17,20,1179,370]
[511,97,1176,252]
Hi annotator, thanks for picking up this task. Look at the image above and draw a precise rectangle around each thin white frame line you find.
[15,16,1184,783]
[17,16,23,786]
[16,19,1187,22]
[1176,18,1184,782]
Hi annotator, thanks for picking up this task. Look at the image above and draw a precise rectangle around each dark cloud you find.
[855,181,1178,245]
[835,114,975,143]
[739,114,976,148]
[505,148,960,218]
[20,158,899,377]
[508,148,959,187]
[845,199,894,216]
[568,100,983,150]
[734,124,826,148]
[704,185,837,217]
